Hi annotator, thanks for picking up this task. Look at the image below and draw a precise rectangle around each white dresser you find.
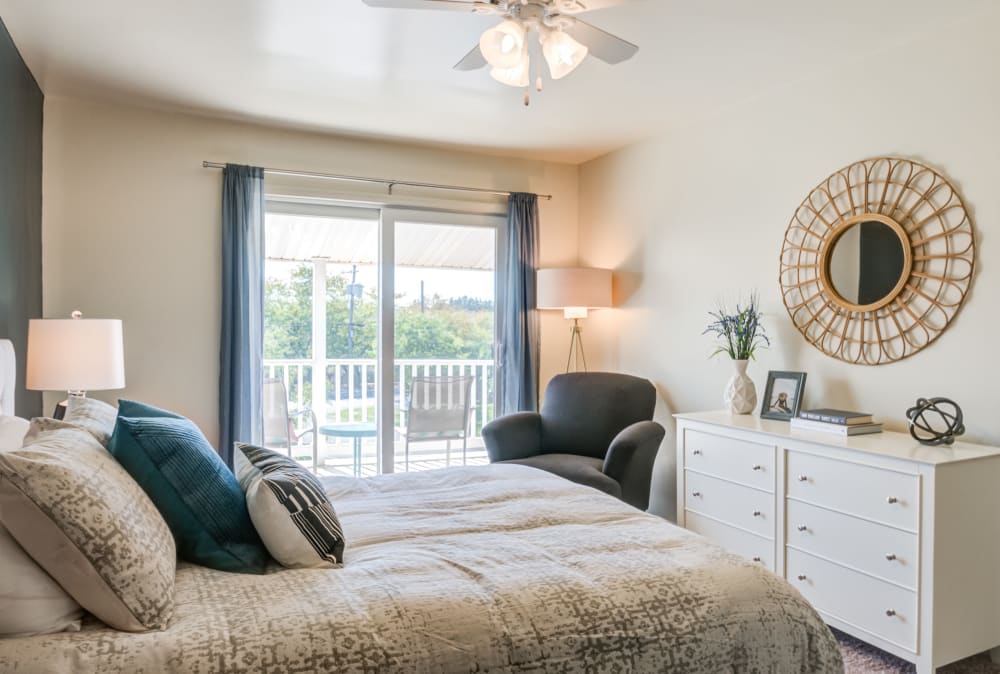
[675,411,1000,674]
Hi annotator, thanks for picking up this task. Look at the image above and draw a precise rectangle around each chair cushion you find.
[501,454,622,498]
[108,404,269,574]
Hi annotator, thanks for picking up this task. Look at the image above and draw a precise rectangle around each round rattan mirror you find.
[780,157,975,365]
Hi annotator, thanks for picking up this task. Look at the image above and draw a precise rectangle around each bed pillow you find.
[64,396,118,446]
[0,415,29,450]
[109,408,268,574]
[0,415,83,637]
[235,443,345,568]
[0,524,84,637]
[0,420,175,632]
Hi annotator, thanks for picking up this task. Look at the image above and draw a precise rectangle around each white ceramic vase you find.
[724,359,757,414]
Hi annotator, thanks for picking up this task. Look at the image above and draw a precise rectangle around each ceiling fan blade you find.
[362,0,495,11]
[566,19,639,64]
[454,44,488,71]
[553,0,629,13]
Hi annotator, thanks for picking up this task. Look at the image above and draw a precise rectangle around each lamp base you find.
[565,319,588,373]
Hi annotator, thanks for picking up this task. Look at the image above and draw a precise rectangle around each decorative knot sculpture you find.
[906,397,965,446]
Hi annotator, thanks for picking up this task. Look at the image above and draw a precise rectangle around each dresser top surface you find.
[675,411,1000,465]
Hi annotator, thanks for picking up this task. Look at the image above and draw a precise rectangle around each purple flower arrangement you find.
[704,293,770,360]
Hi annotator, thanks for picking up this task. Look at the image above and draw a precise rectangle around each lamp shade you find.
[489,50,530,88]
[26,317,125,392]
[479,20,527,70]
[542,29,588,80]
[537,267,612,318]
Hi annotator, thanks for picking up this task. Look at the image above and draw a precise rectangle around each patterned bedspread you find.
[0,464,843,673]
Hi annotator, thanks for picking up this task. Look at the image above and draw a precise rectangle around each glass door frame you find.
[377,207,507,474]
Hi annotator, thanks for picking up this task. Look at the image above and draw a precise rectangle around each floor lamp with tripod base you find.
[536,267,612,372]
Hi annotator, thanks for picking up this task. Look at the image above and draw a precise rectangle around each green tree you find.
[264,264,494,361]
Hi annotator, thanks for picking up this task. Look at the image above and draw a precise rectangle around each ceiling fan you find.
[361,0,639,104]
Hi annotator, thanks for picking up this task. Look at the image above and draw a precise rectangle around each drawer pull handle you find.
[797,525,808,532]
[692,492,702,497]
[797,475,808,482]
[885,609,896,617]
[797,575,807,581]
[752,510,763,517]
[886,496,899,504]
[752,556,762,563]
[692,450,702,456]
[752,464,763,471]
[885,553,897,561]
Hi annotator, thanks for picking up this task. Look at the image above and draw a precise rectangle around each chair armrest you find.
[289,408,317,434]
[483,412,543,463]
[602,421,666,510]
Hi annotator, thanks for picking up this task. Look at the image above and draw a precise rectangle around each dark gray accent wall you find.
[0,16,42,417]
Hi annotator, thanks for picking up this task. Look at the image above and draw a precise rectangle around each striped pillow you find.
[234,443,345,568]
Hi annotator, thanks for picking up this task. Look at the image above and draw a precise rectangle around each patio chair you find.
[401,375,475,471]
[263,377,319,472]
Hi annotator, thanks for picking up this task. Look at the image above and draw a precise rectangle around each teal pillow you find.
[108,406,268,574]
[117,399,183,419]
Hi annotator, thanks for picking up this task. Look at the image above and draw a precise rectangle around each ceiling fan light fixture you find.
[489,49,530,88]
[479,19,527,70]
[541,29,588,80]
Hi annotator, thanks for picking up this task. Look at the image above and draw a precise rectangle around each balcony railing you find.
[263,358,496,438]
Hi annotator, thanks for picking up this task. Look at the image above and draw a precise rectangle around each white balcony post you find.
[312,258,328,426]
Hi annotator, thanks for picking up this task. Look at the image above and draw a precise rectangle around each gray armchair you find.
[483,372,665,510]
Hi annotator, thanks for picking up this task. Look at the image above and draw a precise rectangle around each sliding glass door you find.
[264,200,504,476]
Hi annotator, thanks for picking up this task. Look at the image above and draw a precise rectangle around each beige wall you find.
[42,96,579,444]
[579,5,1000,519]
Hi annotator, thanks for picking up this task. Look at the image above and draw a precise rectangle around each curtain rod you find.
[201,161,553,201]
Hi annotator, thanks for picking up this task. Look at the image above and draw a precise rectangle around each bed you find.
[0,459,843,673]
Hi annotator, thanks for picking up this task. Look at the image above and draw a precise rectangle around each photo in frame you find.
[760,371,807,421]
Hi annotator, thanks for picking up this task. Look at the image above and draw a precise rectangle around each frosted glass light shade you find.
[490,49,530,88]
[480,20,526,69]
[542,30,588,80]
[26,317,125,392]
[537,268,612,319]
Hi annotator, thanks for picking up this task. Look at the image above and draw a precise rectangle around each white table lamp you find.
[537,267,612,372]
[26,311,125,418]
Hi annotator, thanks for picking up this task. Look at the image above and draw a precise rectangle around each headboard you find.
[0,339,15,416]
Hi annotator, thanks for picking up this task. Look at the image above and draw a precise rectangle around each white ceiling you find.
[0,0,991,163]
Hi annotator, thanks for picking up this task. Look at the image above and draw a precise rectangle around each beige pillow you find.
[0,420,176,632]
[64,395,118,446]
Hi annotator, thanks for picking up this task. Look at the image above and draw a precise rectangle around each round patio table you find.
[319,422,377,477]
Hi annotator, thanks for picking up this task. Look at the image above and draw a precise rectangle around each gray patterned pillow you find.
[0,420,176,632]
[64,395,118,446]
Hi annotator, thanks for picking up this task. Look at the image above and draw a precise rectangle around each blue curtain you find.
[219,164,265,467]
[498,193,540,414]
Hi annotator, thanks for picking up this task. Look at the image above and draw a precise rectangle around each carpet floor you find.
[836,629,1000,673]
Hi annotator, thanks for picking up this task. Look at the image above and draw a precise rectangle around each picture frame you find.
[760,371,807,421]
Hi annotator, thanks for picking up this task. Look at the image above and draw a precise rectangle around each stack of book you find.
[790,408,883,436]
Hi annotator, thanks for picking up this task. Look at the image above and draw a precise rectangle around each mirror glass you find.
[828,220,906,305]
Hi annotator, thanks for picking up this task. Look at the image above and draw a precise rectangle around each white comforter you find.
[0,464,843,673]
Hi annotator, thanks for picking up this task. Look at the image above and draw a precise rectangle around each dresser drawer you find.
[786,451,919,531]
[787,548,917,652]
[686,510,775,570]
[786,499,918,590]
[684,429,774,491]
[684,471,775,539]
